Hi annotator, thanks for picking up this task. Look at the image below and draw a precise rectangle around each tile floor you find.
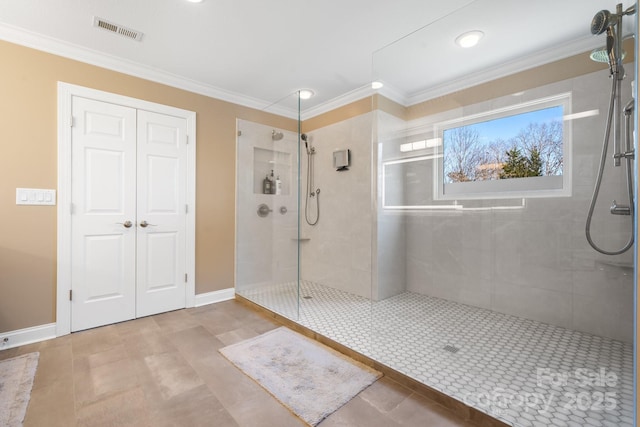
[238,281,635,427]
[1,300,477,427]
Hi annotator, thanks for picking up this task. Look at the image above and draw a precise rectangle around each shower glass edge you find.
[234,91,302,322]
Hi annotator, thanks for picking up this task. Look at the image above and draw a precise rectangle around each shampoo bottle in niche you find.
[269,170,276,194]
[263,173,272,194]
[275,175,282,195]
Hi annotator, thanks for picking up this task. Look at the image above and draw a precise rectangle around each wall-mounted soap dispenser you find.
[333,149,350,171]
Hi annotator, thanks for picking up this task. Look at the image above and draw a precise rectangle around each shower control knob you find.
[257,204,272,217]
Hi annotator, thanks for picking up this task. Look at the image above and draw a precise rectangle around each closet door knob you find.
[117,221,133,228]
[139,220,157,228]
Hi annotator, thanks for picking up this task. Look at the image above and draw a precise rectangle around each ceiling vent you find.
[93,17,143,41]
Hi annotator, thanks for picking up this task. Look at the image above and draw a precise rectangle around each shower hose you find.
[585,75,634,255]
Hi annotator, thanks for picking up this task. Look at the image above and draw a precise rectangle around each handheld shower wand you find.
[585,3,636,255]
[301,134,320,225]
[606,28,617,75]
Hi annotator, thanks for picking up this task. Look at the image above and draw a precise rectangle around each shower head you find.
[590,46,627,63]
[589,4,637,75]
[591,5,636,35]
[590,32,632,63]
[301,133,311,154]
[271,130,284,141]
[591,9,618,35]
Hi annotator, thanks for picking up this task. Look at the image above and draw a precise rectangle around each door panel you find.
[84,148,126,213]
[136,110,187,317]
[146,155,179,213]
[71,97,137,332]
[144,232,178,290]
[83,234,127,300]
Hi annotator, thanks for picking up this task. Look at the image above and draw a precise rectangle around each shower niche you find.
[253,147,291,196]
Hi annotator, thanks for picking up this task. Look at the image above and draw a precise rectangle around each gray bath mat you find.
[0,352,39,426]
[219,327,381,425]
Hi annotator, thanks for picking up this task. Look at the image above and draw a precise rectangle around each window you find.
[435,93,571,200]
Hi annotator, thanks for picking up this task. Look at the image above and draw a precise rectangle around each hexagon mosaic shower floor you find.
[238,281,633,427]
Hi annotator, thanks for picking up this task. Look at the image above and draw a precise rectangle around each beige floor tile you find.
[318,394,402,427]
[148,384,238,427]
[190,309,247,336]
[71,324,122,358]
[122,329,178,359]
[76,387,152,427]
[38,334,73,350]
[358,376,413,413]
[23,378,76,427]
[144,351,205,400]
[200,362,267,408]
[246,316,281,334]
[167,325,223,363]
[390,392,476,427]
[226,392,306,427]
[114,315,162,339]
[215,326,263,346]
[0,342,40,360]
[83,343,129,369]
[31,344,73,391]
[152,309,200,334]
[74,354,139,408]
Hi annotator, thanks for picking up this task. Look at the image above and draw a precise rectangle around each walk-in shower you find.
[301,133,320,225]
[586,3,636,255]
[236,2,636,427]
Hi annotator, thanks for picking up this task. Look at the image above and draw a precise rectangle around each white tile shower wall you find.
[300,113,374,298]
[380,70,634,343]
[236,120,299,291]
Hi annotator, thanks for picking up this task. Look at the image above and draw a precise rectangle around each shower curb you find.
[236,294,509,427]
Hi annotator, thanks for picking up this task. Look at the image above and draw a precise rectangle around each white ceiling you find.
[0,0,635,118]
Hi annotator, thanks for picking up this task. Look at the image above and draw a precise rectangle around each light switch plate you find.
[16,188,56,206]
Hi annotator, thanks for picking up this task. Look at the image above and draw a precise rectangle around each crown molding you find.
[0,22,280,113]
[0,22,608,122]
[300,84,376,121]
[404,35,604,107]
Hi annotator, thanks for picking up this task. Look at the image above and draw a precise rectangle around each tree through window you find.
[443,106,564,184]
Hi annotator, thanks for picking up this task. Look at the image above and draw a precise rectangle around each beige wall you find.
[302,97,373,132]
[0,40,296,333]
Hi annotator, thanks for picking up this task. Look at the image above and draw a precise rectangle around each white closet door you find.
[135,110,188,317]
[70,97,137,331]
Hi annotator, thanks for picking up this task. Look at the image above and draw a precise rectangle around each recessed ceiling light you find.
[299,89,315,100]
[371,81,384,89]
[186,0,203,3]
[455,30,484,48]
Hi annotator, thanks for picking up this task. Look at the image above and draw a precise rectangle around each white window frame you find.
[434,92,572,200]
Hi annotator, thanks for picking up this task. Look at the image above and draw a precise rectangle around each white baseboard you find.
[194,287,235,307]
[0,290,236,351]
[0,323,57,351]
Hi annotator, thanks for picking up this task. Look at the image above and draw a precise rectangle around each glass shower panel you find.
[372,0,635,425]
[298,109,375,357]
[235,92,301,320]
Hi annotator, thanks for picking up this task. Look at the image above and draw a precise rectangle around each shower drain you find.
[302,295,313,299]
[443,345,460,354]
